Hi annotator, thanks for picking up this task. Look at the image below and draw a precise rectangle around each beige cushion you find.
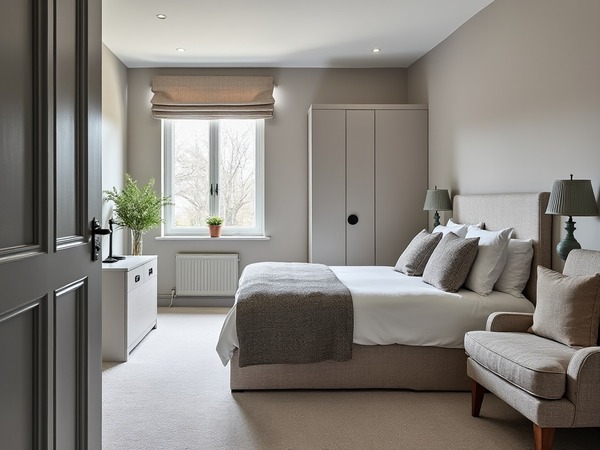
[465,330,577,400]
[422,232,479,293]
[532,266,600,347]
[394,230,442,276]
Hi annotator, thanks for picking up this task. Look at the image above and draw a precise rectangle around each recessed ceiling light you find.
[372,48,381,53]
[156,13,167,19]
[176,48,186,53]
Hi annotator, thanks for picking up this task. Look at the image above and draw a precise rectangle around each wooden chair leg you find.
[471,380,486,417]
[533,424,555,450]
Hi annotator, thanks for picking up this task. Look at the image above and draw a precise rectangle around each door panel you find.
[56,0,80,242]
[375,110,428,265]
[346,110,375,265]
[0,302,40,450]
[0,0,36,254]
[309,109,346,265]
[0,0,102,448]
[55,281,87,450]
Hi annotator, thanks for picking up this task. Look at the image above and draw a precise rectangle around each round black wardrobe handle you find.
[347,214,359,225]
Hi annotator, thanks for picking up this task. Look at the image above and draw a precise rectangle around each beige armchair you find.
[464,249,600,450]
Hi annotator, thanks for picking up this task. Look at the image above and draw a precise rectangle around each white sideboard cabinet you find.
[308,104,428,266]
[102,255,158,362]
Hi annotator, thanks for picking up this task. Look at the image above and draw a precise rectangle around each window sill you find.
[155,235,270,241]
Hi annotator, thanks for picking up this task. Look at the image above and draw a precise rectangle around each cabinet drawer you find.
[127,265,145,292]
[144,259,157,282]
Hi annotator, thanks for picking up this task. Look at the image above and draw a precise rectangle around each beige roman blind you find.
[150,75,275,120]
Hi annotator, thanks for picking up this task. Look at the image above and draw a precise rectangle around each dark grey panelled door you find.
[0,0,102,448]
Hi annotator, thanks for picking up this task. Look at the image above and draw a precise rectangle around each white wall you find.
[407,0,600,269]
[125,68,407,303]
[101,45,128,259]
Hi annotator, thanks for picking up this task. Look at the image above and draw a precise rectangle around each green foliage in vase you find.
[205,216,224,226]
[104,174,173,233]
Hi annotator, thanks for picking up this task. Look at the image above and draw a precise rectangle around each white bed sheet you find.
[216,266,534,366]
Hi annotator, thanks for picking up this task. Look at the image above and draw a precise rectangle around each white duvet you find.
[216,266,534,366]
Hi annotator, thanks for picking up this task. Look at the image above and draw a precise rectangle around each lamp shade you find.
[546,177,598,217]
[423,187,452,212]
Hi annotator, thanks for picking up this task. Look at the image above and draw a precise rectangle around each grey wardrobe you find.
[308,104,428,266]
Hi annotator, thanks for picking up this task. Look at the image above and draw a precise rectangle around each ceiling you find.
[102,0,494,69]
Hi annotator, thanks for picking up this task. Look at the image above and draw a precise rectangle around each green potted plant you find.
[206,216,224,238]
[104,174,172,255]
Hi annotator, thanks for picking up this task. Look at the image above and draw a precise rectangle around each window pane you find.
[218,120,256,227]
[172,120,210,226]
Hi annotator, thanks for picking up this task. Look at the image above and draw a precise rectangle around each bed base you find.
[230,344,470,391]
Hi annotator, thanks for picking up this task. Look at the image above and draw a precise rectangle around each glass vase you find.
[131,229,143,255]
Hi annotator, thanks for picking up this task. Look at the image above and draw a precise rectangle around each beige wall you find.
[126,68,407,302]
[101,44,128,259]
[407,0,600,268]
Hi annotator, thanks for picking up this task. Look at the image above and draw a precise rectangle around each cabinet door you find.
[375,109,428,265]
[127,278,157,350]
[309,109,346,265]
[346,110,375,265]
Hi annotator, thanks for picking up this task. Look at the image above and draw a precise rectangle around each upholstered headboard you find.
[453,192,552,304]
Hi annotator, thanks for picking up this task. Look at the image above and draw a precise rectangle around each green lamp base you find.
[556,217,581,261]
[433,211,441,228]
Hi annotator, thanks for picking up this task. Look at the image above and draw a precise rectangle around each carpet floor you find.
[102,307,599,450]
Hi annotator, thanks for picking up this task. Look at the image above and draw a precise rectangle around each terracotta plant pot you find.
[208,225,222,238]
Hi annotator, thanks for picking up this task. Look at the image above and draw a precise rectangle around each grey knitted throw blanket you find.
[235,262,353,367]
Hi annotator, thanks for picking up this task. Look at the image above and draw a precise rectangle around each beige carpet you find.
[102,307,599,450]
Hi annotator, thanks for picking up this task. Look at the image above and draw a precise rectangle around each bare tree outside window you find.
[219,120,255,227]
[172,120,210,226]
[167,119,259,233]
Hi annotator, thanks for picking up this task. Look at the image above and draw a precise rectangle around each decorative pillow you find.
[422,232,480,293]
[494,239,534,297]
[464,227,513,295]
[394,230,442,276]
[531,266,600,347]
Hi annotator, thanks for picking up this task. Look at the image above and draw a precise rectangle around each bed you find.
[216,193,552,391]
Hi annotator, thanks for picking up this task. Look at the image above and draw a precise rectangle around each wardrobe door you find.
[375,109,428,265]
[309,109,346,265]
[346,110,375,265]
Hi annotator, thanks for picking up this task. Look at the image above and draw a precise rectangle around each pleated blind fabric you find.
[150,76,275,120]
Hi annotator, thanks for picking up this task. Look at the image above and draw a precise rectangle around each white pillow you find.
[494,239,534,298]
[433,221,469,238]
[447,218,484,233]
[464,227,513,295]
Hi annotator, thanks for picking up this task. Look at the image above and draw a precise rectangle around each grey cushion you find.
[465,330,577,400]
[532,266,600,347]
[422,232,479,292]
[563,249,600,346]
[394,229,442,276]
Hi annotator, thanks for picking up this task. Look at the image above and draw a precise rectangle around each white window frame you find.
[162,119,265,237]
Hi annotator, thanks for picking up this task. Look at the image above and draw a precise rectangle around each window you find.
[163,119,264,236]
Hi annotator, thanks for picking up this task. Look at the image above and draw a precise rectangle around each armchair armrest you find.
[486,312,534,332]
[566,346,600,427]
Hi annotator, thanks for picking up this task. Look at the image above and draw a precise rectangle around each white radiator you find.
[175,254,239,296]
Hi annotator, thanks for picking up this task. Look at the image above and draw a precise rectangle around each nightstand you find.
[101,255,158,362]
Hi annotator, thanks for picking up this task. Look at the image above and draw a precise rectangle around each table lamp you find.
[546,174,598,260]
[423,186,452,228]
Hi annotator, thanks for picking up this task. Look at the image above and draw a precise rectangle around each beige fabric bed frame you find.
[230,193,552,391]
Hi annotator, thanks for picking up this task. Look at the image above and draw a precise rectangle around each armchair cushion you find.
[465,330,578,400]
[532,266,600,347]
